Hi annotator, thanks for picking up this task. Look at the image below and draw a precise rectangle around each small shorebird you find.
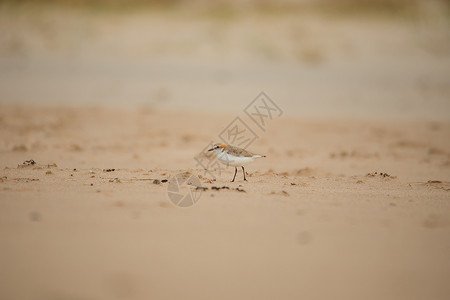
[208,143,266,182]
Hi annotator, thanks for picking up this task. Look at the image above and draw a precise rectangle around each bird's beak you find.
[208,147,214,151]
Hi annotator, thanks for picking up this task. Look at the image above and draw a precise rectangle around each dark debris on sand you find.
[366,171,396,178]
[18,159,36,168]
[212,186,230,190]
[195,186,208,191]
[207,186,246,192]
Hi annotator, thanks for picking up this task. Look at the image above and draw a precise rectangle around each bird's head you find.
[208,143,227,152]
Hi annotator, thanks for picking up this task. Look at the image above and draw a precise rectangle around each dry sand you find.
[1,2,450,299]
[0,105,449,300]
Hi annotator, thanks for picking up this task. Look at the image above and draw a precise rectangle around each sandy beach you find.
[1,105,449,300]
[1,1,450,299]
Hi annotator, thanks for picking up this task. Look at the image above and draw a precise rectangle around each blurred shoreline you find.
[1,0,449,121]
[2,0,449,15]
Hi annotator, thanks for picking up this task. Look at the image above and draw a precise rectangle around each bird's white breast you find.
[214,150,254,167]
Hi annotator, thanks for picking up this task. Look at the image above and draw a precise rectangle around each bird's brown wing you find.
[226,145,255,157]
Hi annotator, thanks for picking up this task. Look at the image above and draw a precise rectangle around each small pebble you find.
[427,180,442,184]
[29,211,41,222]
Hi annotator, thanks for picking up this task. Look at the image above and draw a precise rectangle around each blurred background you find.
[0,0,449,120]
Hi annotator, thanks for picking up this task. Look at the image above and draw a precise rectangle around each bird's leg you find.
[231,167,237,182]
[242,166,247,181]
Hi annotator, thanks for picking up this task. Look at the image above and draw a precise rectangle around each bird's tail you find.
[253,155,266,158]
